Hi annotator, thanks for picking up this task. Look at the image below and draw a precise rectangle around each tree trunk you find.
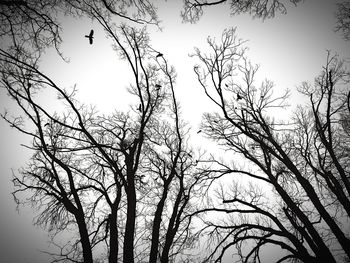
[123,183,136,263]
[161,191,183,263]
[109,211,118,263]
[76,213,93,263]
[109,186,121,263]
[272,177,337,263]
[149,188,169,263]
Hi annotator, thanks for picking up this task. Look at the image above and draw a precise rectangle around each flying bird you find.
[156,52,163,58]
[85,29,94,45]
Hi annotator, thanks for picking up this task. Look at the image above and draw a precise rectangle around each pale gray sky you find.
[0,0,349,262]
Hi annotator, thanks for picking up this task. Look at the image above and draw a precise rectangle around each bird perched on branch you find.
[85,29,94,45]
[156,52,163,58]
[237,93,243,100]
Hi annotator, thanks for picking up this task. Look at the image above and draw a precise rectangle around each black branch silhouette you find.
[0,21,212,263]
[335,1,350,41]
[181,0,302,23]
[190,28,350,263]
[0,0,159,58]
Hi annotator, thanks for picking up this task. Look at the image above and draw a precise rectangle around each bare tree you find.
[0,0,159,57]
[335,1,350,41]
[0,14,210,262]
[190,28,350,262]
[181,0,302,23]
[181,0,350,44]
[0,1,221,262]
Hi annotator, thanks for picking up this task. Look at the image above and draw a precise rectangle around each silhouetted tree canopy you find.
[181,0,302,23]
[1,1,349,263]
[0,19,212,263]
[181,0,350,43]
[335,1,350,41]
[190,28,350,262]
[0,0,159,57]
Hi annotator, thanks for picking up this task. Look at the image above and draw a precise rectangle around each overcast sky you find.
[0,0,349,262]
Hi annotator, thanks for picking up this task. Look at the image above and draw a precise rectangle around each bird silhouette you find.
[138,104,142,112]
[197,130,202,134]
[155,84,162,89]
[237,93,243,100]
[85,29,94,45]
[156,52,163,58]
